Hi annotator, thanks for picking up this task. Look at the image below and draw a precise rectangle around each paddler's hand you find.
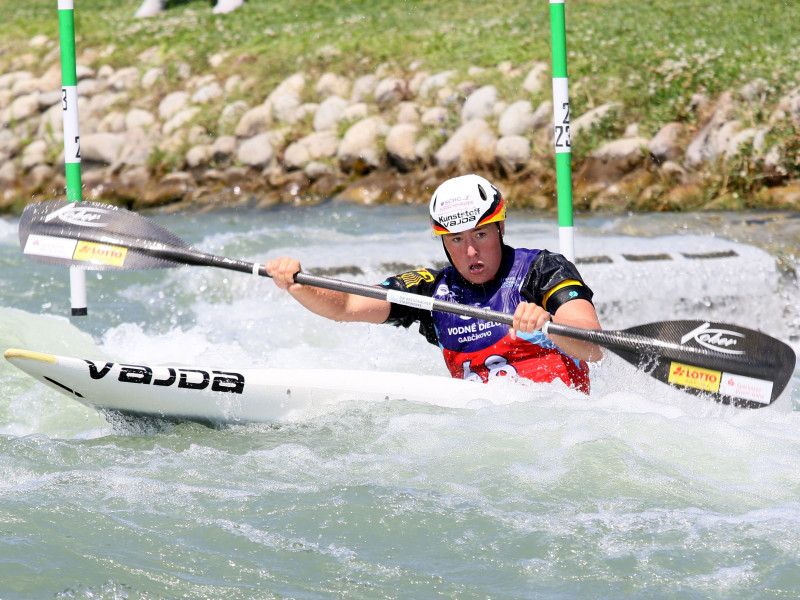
[509,300,551,339]
[264,257,302,290]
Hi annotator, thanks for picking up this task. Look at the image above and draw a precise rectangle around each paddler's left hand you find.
[509,300,551,339]
[264,257,302,290]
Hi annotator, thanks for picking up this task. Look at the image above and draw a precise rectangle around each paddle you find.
[18,200,796,408]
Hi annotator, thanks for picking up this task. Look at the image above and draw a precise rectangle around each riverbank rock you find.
[2,32,800,214]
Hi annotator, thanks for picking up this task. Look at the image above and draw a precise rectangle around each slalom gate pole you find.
[58,0,87,316]
[549,0,575,263]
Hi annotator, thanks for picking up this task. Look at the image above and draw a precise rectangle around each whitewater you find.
[1,203,799,599]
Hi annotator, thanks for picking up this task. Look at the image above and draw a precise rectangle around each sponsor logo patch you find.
[719,372,773,404]
[397,268,435,288]
[73,241,127,267]
[438,195,473,210]
[23,234,77,259]
[439,207,482,229]
[668,362,721,392]
[46,203,110,227]
[680,322,745,355]
[84,360,245,394]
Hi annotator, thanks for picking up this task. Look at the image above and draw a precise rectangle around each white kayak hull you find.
[5,348,494,425]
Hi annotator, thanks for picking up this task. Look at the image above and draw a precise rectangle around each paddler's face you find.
[442,222,504,285]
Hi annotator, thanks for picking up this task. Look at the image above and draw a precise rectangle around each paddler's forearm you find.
[547,323,604,363]
[549,300,604,362]
[266,257,389,324]
[287,284,391,324]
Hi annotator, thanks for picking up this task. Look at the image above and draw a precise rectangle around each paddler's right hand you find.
[264,257,302,290]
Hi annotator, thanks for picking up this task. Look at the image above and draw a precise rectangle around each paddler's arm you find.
[511,299,604,362]
[265,257,391,324]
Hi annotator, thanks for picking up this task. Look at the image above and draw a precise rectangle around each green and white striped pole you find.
[58,0,87,316]
[549,0,575,263]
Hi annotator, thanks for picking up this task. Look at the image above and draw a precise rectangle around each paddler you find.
[265,174,602,392]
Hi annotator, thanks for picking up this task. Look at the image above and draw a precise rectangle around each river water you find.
[1,203,799,599]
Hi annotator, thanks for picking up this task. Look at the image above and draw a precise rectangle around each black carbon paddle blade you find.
[621,320,796,408]
[546,320,795,408]
[18,200,192,270]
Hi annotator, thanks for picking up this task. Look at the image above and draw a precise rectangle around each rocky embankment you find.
[2,34,800,214]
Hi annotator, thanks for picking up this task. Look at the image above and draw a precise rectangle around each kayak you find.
[4,348,496,425]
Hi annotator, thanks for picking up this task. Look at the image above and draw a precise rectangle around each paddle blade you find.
[19,200,190,270]
[620,320,796,408]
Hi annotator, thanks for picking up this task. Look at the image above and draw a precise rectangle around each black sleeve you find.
[379,268,441,345]
[520,250,594,314]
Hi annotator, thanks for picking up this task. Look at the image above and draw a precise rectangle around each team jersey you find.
[380,245,594,393]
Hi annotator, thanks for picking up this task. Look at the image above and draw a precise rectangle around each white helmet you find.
[429,174,506,236]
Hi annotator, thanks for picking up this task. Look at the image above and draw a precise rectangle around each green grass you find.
[3,0,800,212]
[4,0,800,139]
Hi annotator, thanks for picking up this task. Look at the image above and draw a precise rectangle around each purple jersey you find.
[381,246,594,392]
